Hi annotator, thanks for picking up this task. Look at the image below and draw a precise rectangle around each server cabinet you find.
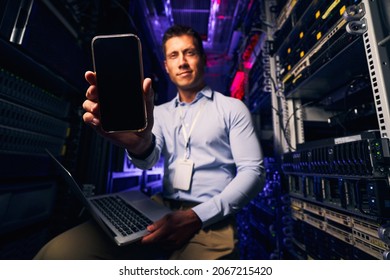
[268,0,390,259]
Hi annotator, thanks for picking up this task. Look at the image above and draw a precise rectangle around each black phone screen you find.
[92,34,147,132]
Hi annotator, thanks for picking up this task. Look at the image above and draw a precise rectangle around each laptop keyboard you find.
[91,196,153,237]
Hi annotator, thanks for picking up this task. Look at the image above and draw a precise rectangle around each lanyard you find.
[178,99,207,159]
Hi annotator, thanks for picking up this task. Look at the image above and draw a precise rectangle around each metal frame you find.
[264,0,291,155]
[362,0,390,139]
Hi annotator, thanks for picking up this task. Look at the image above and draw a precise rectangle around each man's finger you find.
[85,71,96,85]
[82,112,100,127]
[82,99,99,113]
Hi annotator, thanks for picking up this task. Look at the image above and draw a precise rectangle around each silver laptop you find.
[46,150,171,246]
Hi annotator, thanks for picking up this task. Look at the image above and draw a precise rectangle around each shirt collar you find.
[172,86,213,108]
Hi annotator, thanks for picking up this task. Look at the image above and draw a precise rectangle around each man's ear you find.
[164,60,169,73]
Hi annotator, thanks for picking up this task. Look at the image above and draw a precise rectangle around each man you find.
[35,25,264,260]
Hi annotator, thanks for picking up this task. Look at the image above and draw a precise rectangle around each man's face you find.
[164,34,206,93]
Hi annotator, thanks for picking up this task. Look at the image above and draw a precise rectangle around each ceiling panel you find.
[170,0,211,39]
[147,0,247,56]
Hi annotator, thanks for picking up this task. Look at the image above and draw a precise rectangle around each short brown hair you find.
[162,24,206,62]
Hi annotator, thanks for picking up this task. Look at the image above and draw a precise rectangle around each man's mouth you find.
[177,71,192,76]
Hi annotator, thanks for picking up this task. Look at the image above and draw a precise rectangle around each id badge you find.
[173,159,194,191]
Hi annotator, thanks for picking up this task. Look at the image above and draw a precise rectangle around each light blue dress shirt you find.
[130,86,264,228]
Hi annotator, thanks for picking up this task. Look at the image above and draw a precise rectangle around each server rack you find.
[231,0,295,259]
[267,0,390,259]
[0,0,108,259]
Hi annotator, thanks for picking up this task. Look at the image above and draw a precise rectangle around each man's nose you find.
[178,53,188,66]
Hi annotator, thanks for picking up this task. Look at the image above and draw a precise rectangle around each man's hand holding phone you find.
[82,71,155,156]
[83,34,155,156]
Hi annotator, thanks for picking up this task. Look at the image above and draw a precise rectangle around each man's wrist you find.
[188,209,203,231]
[127,134,156,160]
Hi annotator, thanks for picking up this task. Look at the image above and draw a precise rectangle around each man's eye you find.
[186,50,196,56]
[168,53,177,59]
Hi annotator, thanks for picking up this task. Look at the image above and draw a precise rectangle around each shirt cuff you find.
[191,200,222,228]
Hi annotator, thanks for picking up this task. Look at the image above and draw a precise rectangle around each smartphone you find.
[91,34,147,132]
